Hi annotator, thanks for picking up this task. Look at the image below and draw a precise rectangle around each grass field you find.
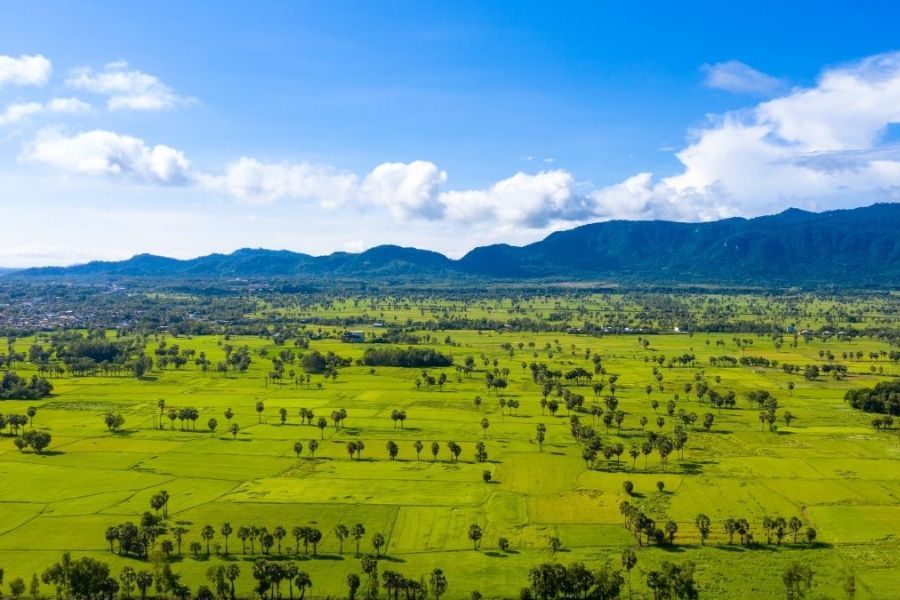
[1,323,898,598]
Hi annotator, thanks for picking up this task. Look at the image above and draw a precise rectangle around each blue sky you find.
[2,1,900,266]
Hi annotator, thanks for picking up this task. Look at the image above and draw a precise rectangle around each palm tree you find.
[221,523,233,555]
[255,401,264,423]
[431,441,440,461]
[308,439,318,458]
[621,548,637,596]
[413,440,424,460]
[238,526,251,554]
[351,524,365,555]
[335,524,349,554]
[283,564,299,600]
[291,527,306,554]
[172,527,187,555]
[467,524,483,549]
[789,516,804,543]
[695,513,711,545]
[480,418,490,438]
[294,572,312,600]
[317,417,328,439]
[230,423,240,440]
[293,441,303,458]
[225,565,240,600]
[136,571,153,600]
[201,525,215,556]
[308,528,322,556]
[274,526,287,554]
[346,574,361,600]
[105,526,119,552]
[429,569,447,600]
[629,444,640,470]
[371,533,385,557]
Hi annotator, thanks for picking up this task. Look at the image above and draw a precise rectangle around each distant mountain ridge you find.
[13,204,900,287]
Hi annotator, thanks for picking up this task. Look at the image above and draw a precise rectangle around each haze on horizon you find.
[2,1,900,268]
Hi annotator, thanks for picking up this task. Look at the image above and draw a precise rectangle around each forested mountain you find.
[13,204,900,286]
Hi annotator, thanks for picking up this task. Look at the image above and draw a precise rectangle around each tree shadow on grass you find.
[714,545,750,552]
[308,553,345,561]
[187,554,212,562]
[673,461,705,475]
[106,429,143,437]
[483,551,507,558]
[217,555,242,562]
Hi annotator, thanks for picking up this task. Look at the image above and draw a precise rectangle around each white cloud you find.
[701,60,782,95]
[361,160,447,219]
[67,61,193,111]
[19,50,900,243]
[0,54,51,87]
[441,170,588,227]
[0,102,43,125]
[595,51,900,220]
[22,129,192,185]
[206,157,359,206]
[0,97,90,126]
[47,97,91,113]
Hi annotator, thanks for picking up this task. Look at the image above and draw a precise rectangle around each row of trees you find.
[0,410,34,436]
[619,502,817,548]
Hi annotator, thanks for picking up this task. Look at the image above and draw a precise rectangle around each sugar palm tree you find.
[201,525,215,555]
[294,572,312,600]
[334,524,349,554]
[220,523,233,555]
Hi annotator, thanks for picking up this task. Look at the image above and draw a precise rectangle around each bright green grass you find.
[0,328,897,599]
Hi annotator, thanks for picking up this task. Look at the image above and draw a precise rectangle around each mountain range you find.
[11,204,900,287]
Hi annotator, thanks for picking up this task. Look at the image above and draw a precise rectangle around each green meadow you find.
[1,314,899,598]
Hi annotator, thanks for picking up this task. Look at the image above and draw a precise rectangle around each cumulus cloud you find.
[361,161,447,219]
[0,54,51,87]
[67,61,193,110]
[0,97,90,126]
[20,50,900,237]
[595,51,900,220]
[22,129,192,185]
[701,60,783,95]
[441,170,588,227]
[205,157,360,207]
